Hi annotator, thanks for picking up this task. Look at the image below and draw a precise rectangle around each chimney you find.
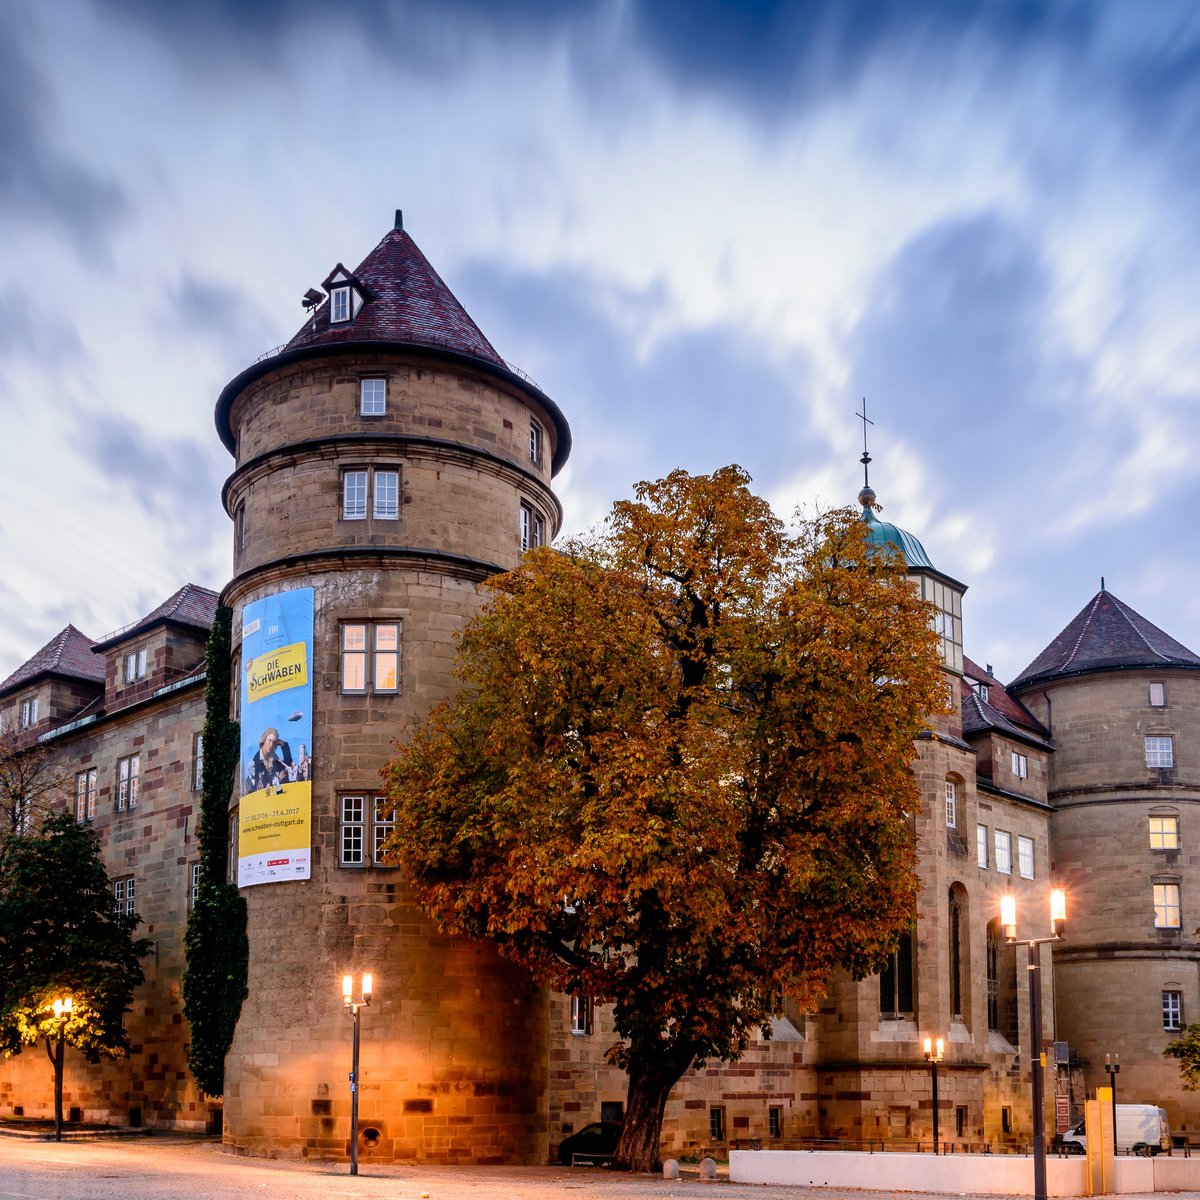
[394,209,404,231]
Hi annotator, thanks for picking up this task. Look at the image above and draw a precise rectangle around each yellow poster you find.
[239,783,312,884]
[246,640,309,703]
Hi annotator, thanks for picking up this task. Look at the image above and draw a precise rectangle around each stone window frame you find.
[192,732,204,792]
[1149,811,1180,851]
[878,928,915,1019]
[1145,735,1174,769]
[1017,835,1035,880]
[1149,681,1166,708]
[1154,879,1182,929]
[337,793,396,869]
[520,502,545,553]
[529,417,543,465]
[124,646,148,684]
[1163,988,1183,1030]
[1010,750,1028,780]
[340,621,401,694]
[976,823,989,869]
[944,779,958,828]
[994,829,1012,875]
[709,1105,727,1142]
[74,767,97,823]
[19,695,38,728]
[341,465,400,521]
[116,754,140,811]
[113,875,136,917]
[359,377,387,417]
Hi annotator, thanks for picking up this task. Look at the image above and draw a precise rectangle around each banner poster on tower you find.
[237,586,314,887]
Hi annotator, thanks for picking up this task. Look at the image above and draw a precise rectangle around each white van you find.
[1059,1104,1171,1156]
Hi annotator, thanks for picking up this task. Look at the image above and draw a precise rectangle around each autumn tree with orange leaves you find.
[382,466,948,1172]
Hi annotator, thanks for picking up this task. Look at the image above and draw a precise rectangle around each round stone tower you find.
[1011,588,1200,1135]
[214,212,570,1163]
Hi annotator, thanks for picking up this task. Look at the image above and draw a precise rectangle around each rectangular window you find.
[75,768,97,823]
[768,1106,783,1139]
[117,755,140,811]
[1150,815,1180,850]
[1011,751,1028,779]
[360,377,387,416]
[373,470,399,520]
[341,622,400,693]
[955,1106,967,1138]
[530,418,542,464]
[977,824,989,869]
[520,503,545,553]
[113,876,135,917]
[1002,1107,1013,1135]
[994,830,1012,875]
[343,470,368,520]
[331,287,350,323]
[1150,682,1166,707]
[1164,990,1183,1030]
[1146,737,1174,768]
[1018,835,1035,879]
[944,780,957,828]
[19,697,37,728]
[193,733,204,792]
[190,862,200,909]
[570,994,593,1035]
[338,795,395,868]
[878,930,914,1017]
[124,648,148,683]
[709,1106,726,1142]
[1154,882,1181,928]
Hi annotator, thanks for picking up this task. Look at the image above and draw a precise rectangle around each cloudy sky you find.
[2,0,1198,684]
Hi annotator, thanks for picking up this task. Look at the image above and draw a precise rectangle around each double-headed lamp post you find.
[1001,888,1067,1200]
[923,1036,945,1154]
[342,973,373,1176]
[51,996,73,1143]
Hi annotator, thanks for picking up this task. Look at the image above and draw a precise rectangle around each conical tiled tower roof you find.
[1011,589,1200,690]
[283,228,504,365]
[0,624,104,697]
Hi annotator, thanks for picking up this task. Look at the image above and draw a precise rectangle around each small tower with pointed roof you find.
[215,214,569,1163]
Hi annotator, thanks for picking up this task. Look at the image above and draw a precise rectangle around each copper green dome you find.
[858,486,936,570]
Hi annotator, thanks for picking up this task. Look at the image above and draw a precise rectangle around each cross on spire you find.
[856,398,873,488]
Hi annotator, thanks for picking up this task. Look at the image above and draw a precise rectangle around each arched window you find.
[879,929,915,1018]
[986,918,1018,1046]
[948,886,967,1021]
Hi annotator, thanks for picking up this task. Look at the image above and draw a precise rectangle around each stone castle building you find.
[1,215,1197,1159]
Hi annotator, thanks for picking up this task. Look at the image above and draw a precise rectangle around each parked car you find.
[1058,1104,1170,1156]
[557,1121,624,1165]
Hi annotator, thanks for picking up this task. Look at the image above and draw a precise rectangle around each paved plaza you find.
[0,1136,1165,1200]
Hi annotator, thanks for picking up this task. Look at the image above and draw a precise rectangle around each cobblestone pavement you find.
[0,1136,1163,1200]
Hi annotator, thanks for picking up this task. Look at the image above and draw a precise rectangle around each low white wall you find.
[730,1150,1088,1197]
[1152,1154,1200,1192]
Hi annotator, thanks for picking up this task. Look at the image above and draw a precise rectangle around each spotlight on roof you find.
[302,288,324,310]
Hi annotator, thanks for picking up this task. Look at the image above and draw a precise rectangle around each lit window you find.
[994,830,1012,875]
[1146,737,1174,769]
[530,418,542,464]
[75,768,97,823]
[1018,835,1034,879]
[331,287,350,323]
[1150,815,1180,850]
[1011,751,1028,779]
[340,623,400,693]
[1164,990,1183,1030]
[1155,883,1181,928]
[977,824,989,869]
[360,378,386,416]
[19,696,38,728]
[570,994,594,1035]
[339,794,395,867]
[117,755,140,811]
[520,503,545,553]
[343,470,368,520]
[944,780,957,828]
[1149,682,1166,707]
[193,733,204,792]
[113,876,136,917]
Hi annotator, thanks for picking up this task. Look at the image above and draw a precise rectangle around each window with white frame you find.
[1149,681,1166,707]
[19,696,38,728]
[1011,751,1028,779]
[342,467,399,520]
[228,811,238,883]
[944,780,957,828]
[1155,882,1181,928]
[1018,835,1035,879]
[918,575,963,674]
[124,647,148,683]
[1150,814,1180,850]
[570,994,594,1035]
[520,503,545,553]
[360,377,386,416]
[530,418,543,464]
[190,862,200,908]
[338,794,395,867]
[340,622,400,693]
[193,733,204,792]
[1146,737,1174,768]
[113,876,135,917]
[117,754,140,811]
[331,286,350,323]
[994,829,1012,875]
[1164,990,1183,1030]
[977,824,989,869]
[75,768,97,823]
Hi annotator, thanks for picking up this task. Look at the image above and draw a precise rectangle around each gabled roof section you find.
[1011,589,1200,691]
[963,657,1048,740]
[0,625,105,697]
[92,584,219,651]
[286,228,504,366]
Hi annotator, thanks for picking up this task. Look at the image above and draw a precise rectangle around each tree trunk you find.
[611,1047,693,1173]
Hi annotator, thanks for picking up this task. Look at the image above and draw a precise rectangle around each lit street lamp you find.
[51,996,73,1143]
[342,973,373,1176]
[923,1036,945,1154]
[1104,1054,1120,1152]
[1001,888,1066,1200]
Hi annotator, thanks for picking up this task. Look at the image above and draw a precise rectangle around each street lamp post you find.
[1001,888,1066,1200]
[923,1036,945,1154]
[1104,1054,1120,1153]
[51,996,73,1143]
[342,973,373,1176]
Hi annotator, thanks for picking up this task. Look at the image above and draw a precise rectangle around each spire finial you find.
[1101,576,1106,592]
[856,398,878,510]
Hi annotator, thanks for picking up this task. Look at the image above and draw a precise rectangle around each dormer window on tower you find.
[331,288,351,323]
[322,264,368,326]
